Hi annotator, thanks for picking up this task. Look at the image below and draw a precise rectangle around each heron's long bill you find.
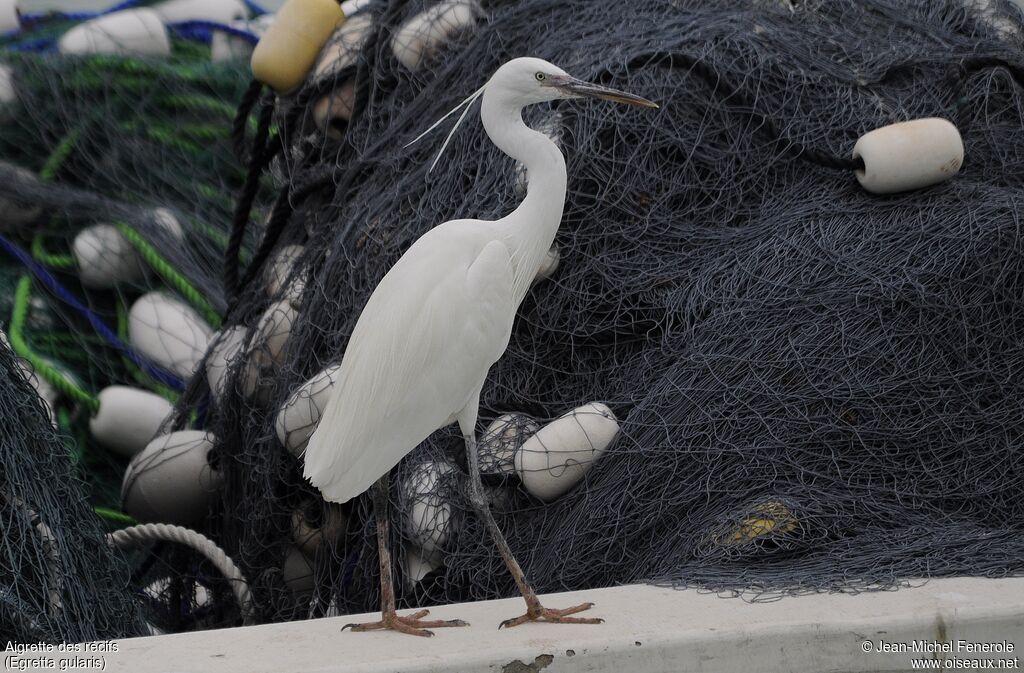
[556,77,659,108]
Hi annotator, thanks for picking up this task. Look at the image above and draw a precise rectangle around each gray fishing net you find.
[0,338,146,641]
[2,0,1024,634]
[199,0,1024,622]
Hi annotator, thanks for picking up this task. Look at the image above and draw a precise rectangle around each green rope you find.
[9,276,100,414]
[157,95,259,135]
[196,182,241,215]
[31,234,76,269]
[30,128,83,268]
[93,507,137,526]
[115,223,222,329]
[39,128,81,181]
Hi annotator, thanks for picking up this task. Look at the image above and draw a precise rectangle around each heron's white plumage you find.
[303,224,517,502]
[304,58,578,503]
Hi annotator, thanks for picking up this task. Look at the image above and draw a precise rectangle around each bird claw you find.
[498,602,603,629]
[342,609,469,637]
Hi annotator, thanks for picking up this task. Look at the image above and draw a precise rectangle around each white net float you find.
[0,162,41,230]
[275,362,341,457]
[242,299,298,403]
[265,244,307,307]
[402,459,456,557]
[205,326,249,405]
[390,0,482,71]
[153,0,247,25]
[290,501,346,556]
[515,402,619,502]
[478,412,539,476]
[128,292,214,379]
[73,224,147,289]
[853,117,964,194]
[58,9,172,58]
[90,386,173,458]
[121,430,221,526]
[0,63,16,107]
[0,0,17,33]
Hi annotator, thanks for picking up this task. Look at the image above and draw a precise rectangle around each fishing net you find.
[0,4,266,637]
[3,0,1024,636]
[194,0,1024,623]
[0,337,146,642]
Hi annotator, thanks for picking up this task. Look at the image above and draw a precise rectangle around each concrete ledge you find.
[29,578,1024,672]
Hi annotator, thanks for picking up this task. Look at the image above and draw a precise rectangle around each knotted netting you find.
[2,0,1024,634]
[0,337,146,641]
[0,7,265,637]
[197,0,1024,622]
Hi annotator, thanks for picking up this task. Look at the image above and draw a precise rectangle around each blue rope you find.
[0,234,186,391]
[168,20,260,45]
[242,0,269,16]
[0,37,53,52]
[19,0,144,24]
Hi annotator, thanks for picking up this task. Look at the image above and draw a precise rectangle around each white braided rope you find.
[108,523,255,625]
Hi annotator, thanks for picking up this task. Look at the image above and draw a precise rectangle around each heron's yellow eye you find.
[535,72,546,81]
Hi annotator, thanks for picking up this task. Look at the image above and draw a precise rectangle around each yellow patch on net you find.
[721,501,798,545]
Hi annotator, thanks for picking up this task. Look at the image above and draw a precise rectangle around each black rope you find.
[232,79,264,162]
[224,93,278,304]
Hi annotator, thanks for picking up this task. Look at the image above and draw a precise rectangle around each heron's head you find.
[488,57,658,108]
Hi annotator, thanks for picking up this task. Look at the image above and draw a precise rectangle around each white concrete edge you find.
[4,577,1022,672]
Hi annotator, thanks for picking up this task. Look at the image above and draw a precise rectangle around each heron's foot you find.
[498,601,603,629]
[342,608,468,637]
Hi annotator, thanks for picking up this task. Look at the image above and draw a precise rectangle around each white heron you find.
[303,56,657,636]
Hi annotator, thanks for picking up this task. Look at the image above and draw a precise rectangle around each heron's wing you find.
[303,231,516,503]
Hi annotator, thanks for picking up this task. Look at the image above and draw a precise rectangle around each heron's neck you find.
[481,92,566,298]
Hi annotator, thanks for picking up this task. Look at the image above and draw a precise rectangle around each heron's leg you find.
[342,475,468,637]
[464,433,603,629]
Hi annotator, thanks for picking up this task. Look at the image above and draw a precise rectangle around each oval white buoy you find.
[154,0,246,25]
[309,15,370,137]
[129,292,214,379]
[312,80,357,139]
[59,9,172,57]
[211,15,272,63]
[90,386,173,458]
[265,244,307,306]
[27,295,57,331]
[0,162,41,229]
[275,363,341,456]
[73,224,147,289]
[479,413,539,476]
[533,245,559,284]
[151,207,185,241]
[121,430,220,525]
[242,300,298,403]
[291,502,346,556]
[853,118,964,194]
[73,212,184,289]
[0,0,18,33]
[403,460,456,556]
[391,0,481,70]
[205,325,249,404]
[144,576,211,608]
[515,402,619,502]
[0,64,16,106]
[282,546,315,596]
[250,0,344,92]
[311,14,371,80]
[405,546,443,585]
